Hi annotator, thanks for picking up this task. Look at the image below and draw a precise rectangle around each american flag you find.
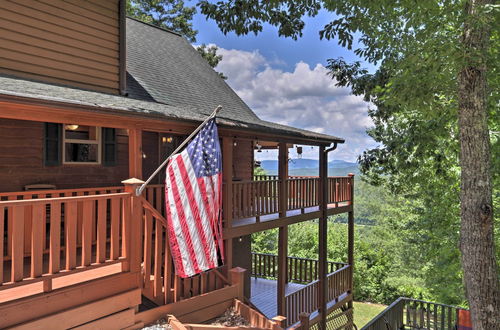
[165,118,223,278]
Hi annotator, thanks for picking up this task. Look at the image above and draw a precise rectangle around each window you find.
[63,125,101,164]
[44,123,116,166]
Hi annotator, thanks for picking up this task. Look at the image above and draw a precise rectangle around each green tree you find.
[127,0,197,42]
[198,1,499,327]
[196,44,227,79]
[127,0,226,78]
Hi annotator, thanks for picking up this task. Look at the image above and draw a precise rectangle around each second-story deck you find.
[225,175,354,238]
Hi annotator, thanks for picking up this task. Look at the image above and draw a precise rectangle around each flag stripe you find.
[168,162,202,275]
[176,153,216,268]
[165,163,195,277]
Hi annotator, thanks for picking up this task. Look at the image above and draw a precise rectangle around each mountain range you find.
[259,159,359,176]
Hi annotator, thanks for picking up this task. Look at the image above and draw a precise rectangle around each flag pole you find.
[136,105,222,196]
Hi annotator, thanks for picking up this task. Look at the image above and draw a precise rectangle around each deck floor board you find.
[250,277,305,319]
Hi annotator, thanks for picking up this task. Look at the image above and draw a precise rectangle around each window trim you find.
[62,125,102,165]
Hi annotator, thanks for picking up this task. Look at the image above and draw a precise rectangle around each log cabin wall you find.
[0,0,122,94]
[0,118,128,192]
[232,139,253,180]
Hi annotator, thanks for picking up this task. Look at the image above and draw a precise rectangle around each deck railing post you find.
[277,142,289,317]
[347,173,354,292]
[229,267,246,301]
[299,312,310,330]
[122,178,145,277]
[318,145,328,329]
[222,137,233,269]
[272,316,287,330]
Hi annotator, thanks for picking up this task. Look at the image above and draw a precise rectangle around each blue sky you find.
[186,4,378,162]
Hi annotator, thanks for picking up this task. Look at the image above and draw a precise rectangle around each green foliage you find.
[196,44,227,79]
[198,0,499,310]
[127,0,197,42]
[253,166,267,177]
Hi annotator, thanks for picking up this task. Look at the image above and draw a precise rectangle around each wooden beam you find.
[128,128,142,179]
[222,205,352,239]
[318,145,328,329]
[222,137,233,268]
[277,142,288,316]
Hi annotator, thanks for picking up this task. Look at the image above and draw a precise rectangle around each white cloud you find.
[216,47,378,162]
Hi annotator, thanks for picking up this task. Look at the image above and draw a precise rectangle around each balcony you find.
[250,252,352,327]
[225,175,354,238]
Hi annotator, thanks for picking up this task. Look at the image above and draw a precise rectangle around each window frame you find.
[62,125,102,165]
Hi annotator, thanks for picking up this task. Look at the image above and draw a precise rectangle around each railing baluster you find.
[11,205,24,282]
[49,202,61,274]
[65,201,77,270]
[96,199,107,263]
[110,197,120,260]
[144,208,153,289]
[154,221,163,299]
[31,203,44,278]
[81,200,93,266]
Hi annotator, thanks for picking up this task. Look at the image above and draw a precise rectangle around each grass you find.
[353,301,386,328]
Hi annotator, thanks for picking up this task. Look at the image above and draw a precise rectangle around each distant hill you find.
[259,158,359,176]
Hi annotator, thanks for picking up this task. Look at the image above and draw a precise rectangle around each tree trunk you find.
[458,0,499,329]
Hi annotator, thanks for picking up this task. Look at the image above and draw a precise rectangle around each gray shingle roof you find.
[126,17,260,124]
[0,17,344,144]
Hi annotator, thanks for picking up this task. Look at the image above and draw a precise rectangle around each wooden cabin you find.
[0,1,355,329]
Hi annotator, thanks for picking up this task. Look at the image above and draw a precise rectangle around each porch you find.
[250,253,353,328]
[0,180,353,327]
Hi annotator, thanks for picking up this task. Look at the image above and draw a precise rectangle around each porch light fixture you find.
[65,124,79,130]
[255,142,262,153]
[162,136,173,143]
[297,146,303,159]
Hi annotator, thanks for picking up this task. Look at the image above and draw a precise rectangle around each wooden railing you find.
[251,252,347,284]
[361,297,464,330]
[141,198,230,306]
[285,264,352,327]
[234,176,353,220]
[0,186,124,201]
[232,179,280,219]
[0,191,131,291]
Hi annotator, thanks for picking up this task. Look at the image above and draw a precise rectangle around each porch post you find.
[318,145,328,329]
[347,173,355,293]
[277,142,288,317]
[122,178,145,276]
[222,137,233,269]
[128,128,142,179]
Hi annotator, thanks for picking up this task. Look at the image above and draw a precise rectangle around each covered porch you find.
[0,96,351,328]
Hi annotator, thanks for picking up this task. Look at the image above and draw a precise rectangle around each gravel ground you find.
[141,307,249,329]
[211,307,249,327]
[141,319,171,330]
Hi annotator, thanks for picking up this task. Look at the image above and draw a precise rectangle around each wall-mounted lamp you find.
[233,141,237,147]
[65,124,79,130]
[296,146,303,159]
[256,141,262,153]
[142,152,147,159]
[162,136,173,143]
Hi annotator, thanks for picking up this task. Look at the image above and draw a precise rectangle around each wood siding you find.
[0,118,128,192]
[0,0,121,94]
[233,140,253,180]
